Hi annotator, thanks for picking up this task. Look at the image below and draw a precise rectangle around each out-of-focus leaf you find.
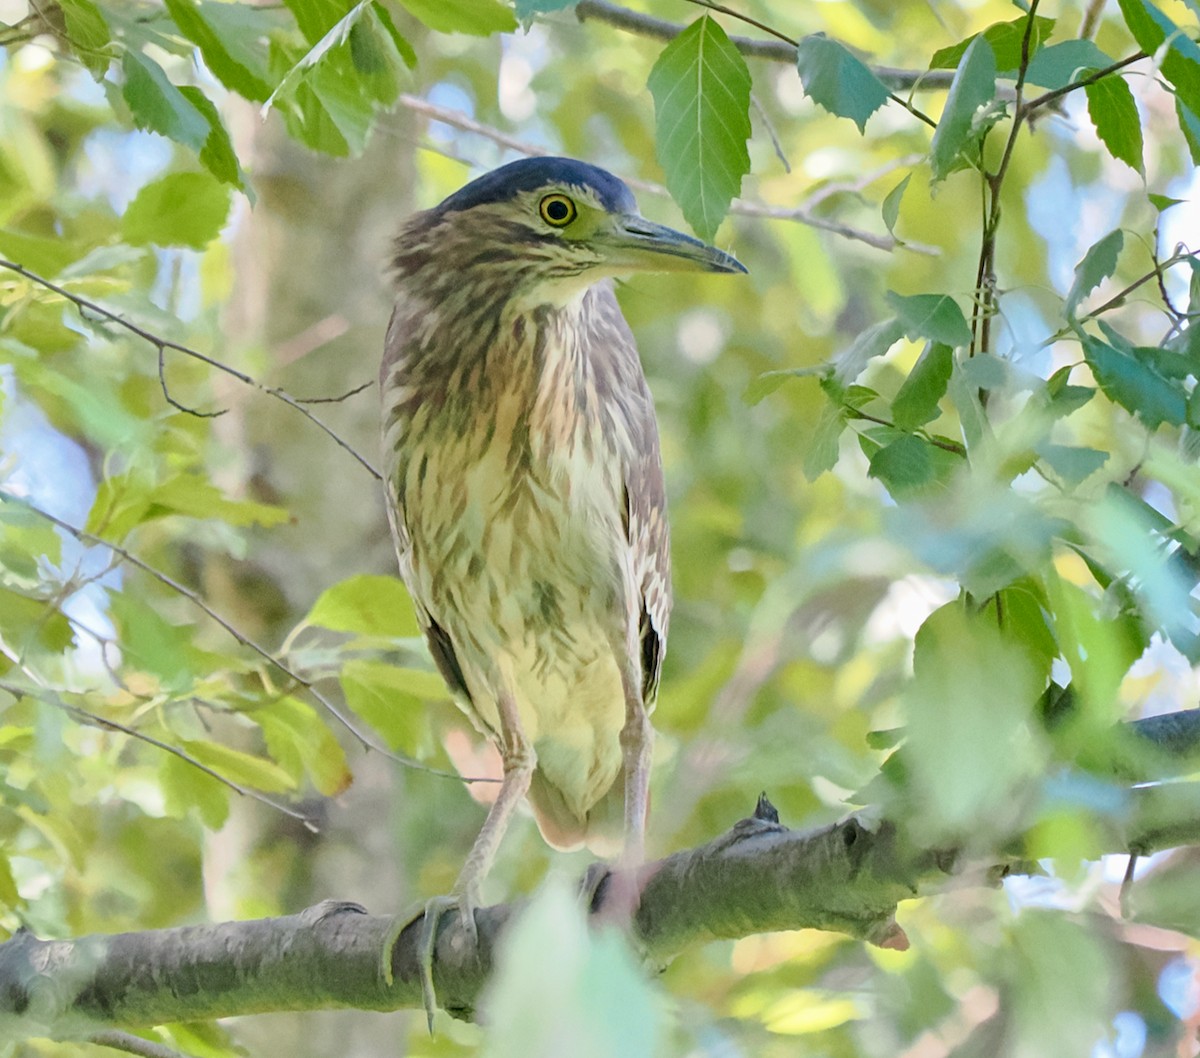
[648,15,752,241]
[180,740,297,793]
[1081,333,1187,429]
[0,588,73,654]
[881,174,910,235]
[1066,229,1124,313]
[892,342,953,429]
[179,87,250,193]
[929,16,1054,73]
[120,50,210,152]
[1035,443,1109,485]
[795,34,891,134]
[886,292,972,348]
[59,0,110,78]
[339,659,433,755]
[515,0,578,17]
[160,750,230,830]
[832,317,904,384]
[482,879,662,1058]
[398,0,516,35]
[257,697,352,796]
[930,36,998,182]
[1177,98,1200,165]
[803,400,847,481]
[121,171,232,248]
[1084,76,1143,175]
[867,434,958,498]
[302,574,419,637]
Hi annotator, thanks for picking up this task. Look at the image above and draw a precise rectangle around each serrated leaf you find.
[264,1,373,112]
[648,15,752,241]
[1117,0,1200,116]
[885,292,972,348]
[1023,40,1115,90]
[881,173,910,236]
[930,16,1055,74]
[795,34,891,134]
[867,435,955,498]
[121,50,210,151]
[398,0,516,35]
[892,342,953,429]
[832,317,905,384]
[121,171,232,248]
[1082,333,1187,429]
[1084,75,1143,174]
[1066,228,1124,313]
[303,574,420,637]
[163,0,272,102]
[371,2,416,68]
[930,36,997,182]
[179,86,251,193]
[59,0,110,78]
[803,400,846,481]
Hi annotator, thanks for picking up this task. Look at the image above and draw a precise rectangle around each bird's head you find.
[392,157,746,302]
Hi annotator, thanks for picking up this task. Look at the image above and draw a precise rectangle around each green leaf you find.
[257,697,352,796]
[1148,193,1185,211]
[265,1,375,112]
[109,594,204,693]
[881,173,910,235]
[339,659,432,755]
[1084,75,1143,174]
[397,0,517,35]
[892,342,953,429]
[867,434,956,498]
[832,317,904,384]
[1117,0,1200,115]
[1023,40,1115,90]
[930,36,998,182]
[1176,98,1200,165]
[0,587,74,654]
[303,574,420,637]
[803,400,846,481]
[121,171,232,248]
[1082,333,1187,429]
[515,0,578,17]
[179,87,251,193]
[1066,229,1124,313]
[1036,443,1110,484]
[59,0,111,78]
[795,34,891,134]
[180,740,298,793]
[648,15,752,241]
[121,50,210,152]
[885,292,973,348]
[160,750,230,829]
[930,16,1055,74]
[163,0,272,102]
[483,879,662,1058]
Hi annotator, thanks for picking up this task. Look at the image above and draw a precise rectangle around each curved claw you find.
[416,893,480,1034]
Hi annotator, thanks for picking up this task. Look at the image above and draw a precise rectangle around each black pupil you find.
[546,199,570,222]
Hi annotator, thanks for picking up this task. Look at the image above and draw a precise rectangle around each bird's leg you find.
[414,685,534,1030]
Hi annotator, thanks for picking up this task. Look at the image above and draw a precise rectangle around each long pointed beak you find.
[598,214,748,274]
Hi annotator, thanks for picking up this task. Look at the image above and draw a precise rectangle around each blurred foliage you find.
[2,0,1200,1055]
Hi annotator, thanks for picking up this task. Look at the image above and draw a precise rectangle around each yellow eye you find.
[538,194,577,227]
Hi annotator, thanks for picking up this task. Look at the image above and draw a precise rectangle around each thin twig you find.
[573,0,956,88]
[157,344,224,419]
[90,1031,188,1058]
[0,679,322,830]
[681,0,797,47]
[297,380,374,404]
[1023,52,1147,117]
[0,491,487,783]
[0,259,381,481]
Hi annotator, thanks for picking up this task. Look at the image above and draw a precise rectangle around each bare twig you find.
[0,259,381,480]
[90,1031,187,1058]
[297,380,374,405]
[1023,51,1147,117]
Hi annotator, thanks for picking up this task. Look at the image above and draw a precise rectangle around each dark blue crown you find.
[435,156,637,216]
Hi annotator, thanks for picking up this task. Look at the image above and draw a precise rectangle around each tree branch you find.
[1,708,1198,1038]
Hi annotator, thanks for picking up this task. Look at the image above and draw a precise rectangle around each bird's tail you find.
[527,767,625,857]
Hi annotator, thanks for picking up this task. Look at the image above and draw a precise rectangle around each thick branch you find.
[1,725,1199,1039]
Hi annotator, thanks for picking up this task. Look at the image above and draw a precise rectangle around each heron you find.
[379,155,746,1018]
